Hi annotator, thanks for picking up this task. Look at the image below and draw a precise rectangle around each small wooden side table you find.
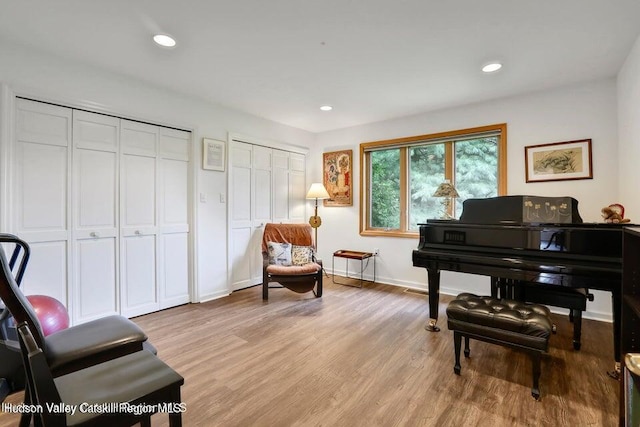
[332,250,376,288]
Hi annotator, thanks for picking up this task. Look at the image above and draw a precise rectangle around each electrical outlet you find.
[374,248,379,256]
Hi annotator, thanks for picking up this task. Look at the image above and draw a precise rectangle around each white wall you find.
[1,37,631,321]
[0,39,315,302]
[618,34,640,219]
[314,79,619,321]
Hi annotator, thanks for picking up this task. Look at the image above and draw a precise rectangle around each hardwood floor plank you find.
[0,278,619,426]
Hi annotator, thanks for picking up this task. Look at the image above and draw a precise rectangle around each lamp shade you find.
[306,183,330,199]
[432,179,459,198]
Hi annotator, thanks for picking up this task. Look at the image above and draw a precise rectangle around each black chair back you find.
[0,234,46,350]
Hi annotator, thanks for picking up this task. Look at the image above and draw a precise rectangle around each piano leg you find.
[608,290,622,380]
[425,268,441,332]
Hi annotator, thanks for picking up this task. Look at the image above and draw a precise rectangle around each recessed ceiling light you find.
[320,105,333,111]
[153,34,176,48]
[482,62,502,73]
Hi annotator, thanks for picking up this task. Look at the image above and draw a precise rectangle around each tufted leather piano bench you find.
[446,293,553,400]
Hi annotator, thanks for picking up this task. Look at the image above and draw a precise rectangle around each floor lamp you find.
[306,183,330,252]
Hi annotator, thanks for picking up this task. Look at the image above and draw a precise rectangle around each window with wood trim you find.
[359,124,507,237]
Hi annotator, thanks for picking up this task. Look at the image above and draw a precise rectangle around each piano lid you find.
[459,195,582,225]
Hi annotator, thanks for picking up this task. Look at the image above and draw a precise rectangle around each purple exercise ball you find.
[26,295,70,336]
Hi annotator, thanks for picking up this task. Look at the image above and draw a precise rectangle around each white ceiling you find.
[2,0,639,133]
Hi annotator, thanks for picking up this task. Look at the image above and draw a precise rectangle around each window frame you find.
[359,123,507,238]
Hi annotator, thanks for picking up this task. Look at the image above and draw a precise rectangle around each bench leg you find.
[464,336,470,358]
[572,309,582,350]
[531,351,541,400]
[454,331,462,375]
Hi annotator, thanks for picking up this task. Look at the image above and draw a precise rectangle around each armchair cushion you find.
[266,262,322,275]
[292,245,313,265]
[267,241,292,266]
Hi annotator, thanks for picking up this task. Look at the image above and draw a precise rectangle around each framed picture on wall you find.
[203,138,226,171]
[524,139,593,183]
[323,149,353,206]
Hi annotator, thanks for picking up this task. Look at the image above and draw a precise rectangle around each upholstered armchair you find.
[262,223,323,300]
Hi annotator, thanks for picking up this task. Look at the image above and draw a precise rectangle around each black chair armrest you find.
[313,254,323,266]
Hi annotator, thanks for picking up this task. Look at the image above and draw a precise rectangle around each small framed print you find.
[525,139,593,183]
[203,138,225,171]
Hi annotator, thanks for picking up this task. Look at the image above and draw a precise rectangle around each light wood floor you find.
[1,277,619,426]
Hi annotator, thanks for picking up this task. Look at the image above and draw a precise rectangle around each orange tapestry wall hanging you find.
[323,149,353,207]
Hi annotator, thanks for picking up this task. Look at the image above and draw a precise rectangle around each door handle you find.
[90,232,99,238]
[135,230,142,235]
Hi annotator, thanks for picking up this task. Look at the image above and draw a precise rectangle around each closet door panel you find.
[120,120,160,316]
[121,235,157,317]
[251,146,271,283]
[75,149,117,233]
[289,169,306,222]
[158,157,189,307]
[122,155,156,229]
[121,122,158,157]
[160,233,190,308]
[13,99,72,311]
[230,227,252,289]
[18,142,68,232]
[272,150,289,223]
[21,241,68,306]
[229,142,254,290]
[75,237,118,320]
[161,159,188,231]
[289,153,306,222]
[73,111,119,152]
[16,99,70,147]
[158,129,190,308]
[160,129,190,161]
[72,111,119,324]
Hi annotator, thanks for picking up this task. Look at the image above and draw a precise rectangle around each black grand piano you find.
[412,195,625,365]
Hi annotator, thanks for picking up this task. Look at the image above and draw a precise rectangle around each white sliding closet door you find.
[229,141,254,291]
[120,120,159,317]
[289,153,306,223]
[13,99,71,305]
[10,98,191,323]
[72,111,119,324]
[272,150,289,223]
[228,138,307,292]
[251,146,272,284]
[158,128,190,309]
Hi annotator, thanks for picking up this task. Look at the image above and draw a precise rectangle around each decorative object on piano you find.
[306,183,331,250]
[523,196,579,224]
[432,179,459,219]
[524,139,593,183]
[459,195,582,224]
[601,203,630,224]
[323,149,352,207]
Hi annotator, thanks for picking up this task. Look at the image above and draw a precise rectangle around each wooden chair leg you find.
[169,387,183,427]
[464,336,471,358]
